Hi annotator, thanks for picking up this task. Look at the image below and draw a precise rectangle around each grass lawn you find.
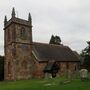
[0,77,90,90]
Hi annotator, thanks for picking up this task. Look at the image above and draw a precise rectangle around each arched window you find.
[20,27,26,37]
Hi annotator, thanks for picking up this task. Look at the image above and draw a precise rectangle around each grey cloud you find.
[0,0,90,55]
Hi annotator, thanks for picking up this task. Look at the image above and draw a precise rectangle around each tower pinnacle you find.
[4,16,7,26]
[12,7,16,18]
[28,13,32,22]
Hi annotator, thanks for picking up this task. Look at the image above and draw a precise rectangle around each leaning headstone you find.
[79,69,88,81]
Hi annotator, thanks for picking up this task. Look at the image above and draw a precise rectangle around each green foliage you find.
[49,35,55,44]
[80,41,90,71]
[49,35,61,45]
[0,55,4,80]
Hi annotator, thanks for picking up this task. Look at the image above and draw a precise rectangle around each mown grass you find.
[0,77,90,90]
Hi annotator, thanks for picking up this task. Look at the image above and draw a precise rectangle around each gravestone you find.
[45,73,52,79]
[79,69,88,81]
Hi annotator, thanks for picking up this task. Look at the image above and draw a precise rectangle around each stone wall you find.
[13,44,32,80]
[4,45,14,80]
[58,62,77,76]
[15,24,32,44]
[5,43,32,80]
[32,61,78,78]
[4,17,32,80]
[33,61,47,78]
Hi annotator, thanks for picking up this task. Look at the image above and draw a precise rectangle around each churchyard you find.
[0,73,90,90]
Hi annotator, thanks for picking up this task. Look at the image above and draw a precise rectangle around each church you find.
[4,8,80,80]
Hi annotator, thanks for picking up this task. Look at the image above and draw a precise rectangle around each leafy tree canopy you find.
[0,55,4,80]
[81,41,90,57]
[49,35,61,45]
[80,41,90,71]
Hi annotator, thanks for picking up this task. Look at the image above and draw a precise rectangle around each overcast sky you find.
[0,0,90,55]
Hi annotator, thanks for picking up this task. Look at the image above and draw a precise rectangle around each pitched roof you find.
[33,42,80,62]
[73,51,81,60]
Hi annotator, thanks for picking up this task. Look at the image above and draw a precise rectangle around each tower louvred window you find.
[20,27,26,37]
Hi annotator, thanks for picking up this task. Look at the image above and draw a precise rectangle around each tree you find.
[49,35,61,45]
[0,55,4,80]
[55,36,61,45]
[49,35,55,44]
[80,41,90,71]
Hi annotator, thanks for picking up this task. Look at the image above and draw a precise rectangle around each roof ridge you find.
[33,42,68,47]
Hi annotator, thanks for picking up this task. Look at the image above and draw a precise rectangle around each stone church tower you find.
[4,8,33,80]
